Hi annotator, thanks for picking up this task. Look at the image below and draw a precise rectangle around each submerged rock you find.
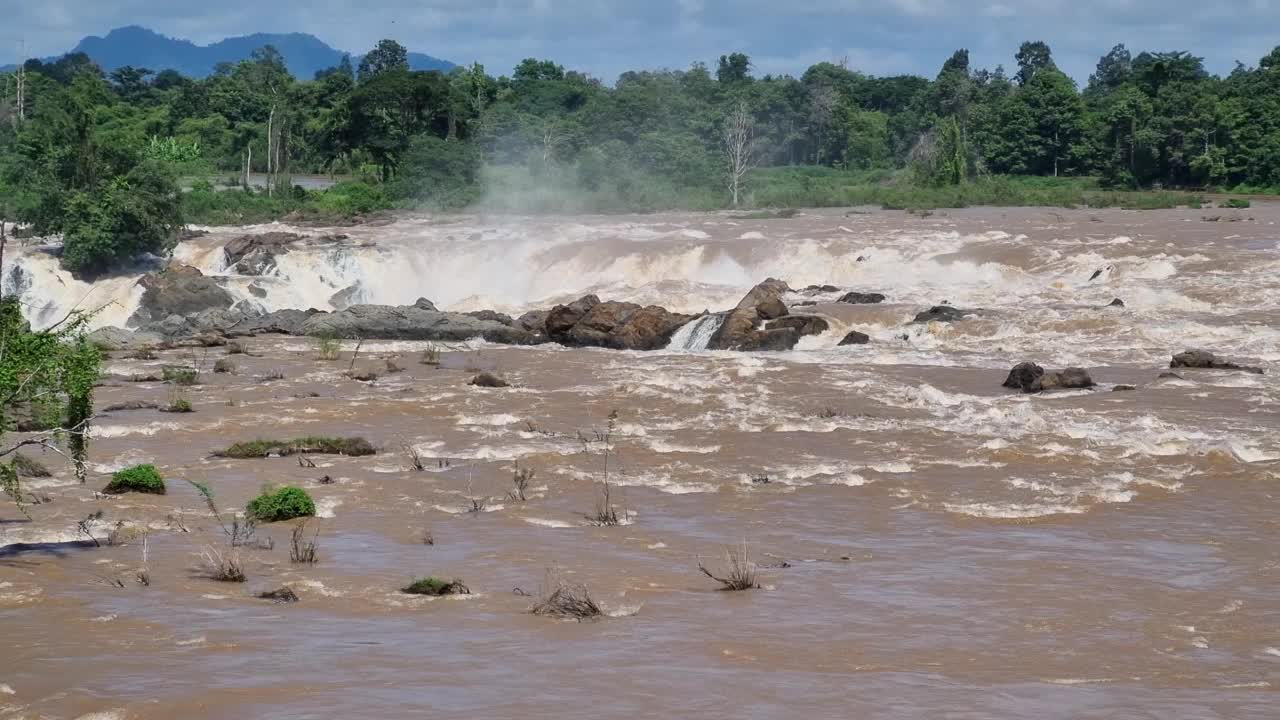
[838,291,886,305]
[1107,298,1126,308]
[257,587,299,603]
[1002,362,1045,392]
[469,372,509,388]
[838,331,871,346]
[1170,349,1263,374]
[912,305,975,323]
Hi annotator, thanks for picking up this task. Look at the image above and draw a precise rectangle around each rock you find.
[1170,349,1264,374]
[102,401,161,412]
[516,310,550,336]
[838,291,886,305]
[329,285,364,310]
[224,232,303,275]
[412,298,438,311]
[1112,385,1136,392]
[739,327,802,351]
[735,278,791,311]
[838,331,871,346]
[1003,363,1093,393]
[1002,362,1045,392]
[465,310,515,327]
[235,309,321,336]
[1107,298,1125,308]
[300,303,537,345]
[545,295,600,339]
[1089,269,1103,281]
[132,265,234,325]
[707,307,762,350]
[756,297,789,320]
[606,305,694,351]
[1157,372,1184,380]
[469,372,509,388]
[85,327,166,351]
[1039,368,1095,391]
[912,305,975,323]
[802,284,839,293]
[766,315,830,337]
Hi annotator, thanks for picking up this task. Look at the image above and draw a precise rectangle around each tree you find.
[60,161,183,275]
[0,297,100,509]
[1087,44,1132,96]
[1015,41,1055,86]
[717,53,751,84]
[723,101,755,206]
[1022,68,1085,176]
[358,40,409,82]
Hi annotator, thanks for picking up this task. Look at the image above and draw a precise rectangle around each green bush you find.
[1221,198,1251,209]
[61,161,184,276]
[162,366,199,385]
[246,486,316,522]
[103,464,166,494]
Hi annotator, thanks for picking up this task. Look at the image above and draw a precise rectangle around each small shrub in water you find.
[162,397,193,413]
[226,341,248,355]
[162,366,199,386]
[697,541,759,591]
[314,334,342,361]
[217,436,377,458]
[247,486,316,523]
[530,570,603,621]
[402,576,470,596]
[289,521,319,563]
[103,464,166,495]
[214,358,237,374]
[199,546,246,582]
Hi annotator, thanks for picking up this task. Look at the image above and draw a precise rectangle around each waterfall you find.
[666,313,725,351]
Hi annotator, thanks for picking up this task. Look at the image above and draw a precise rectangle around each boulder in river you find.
[300,302,537,345]
[838,292,886,305]
[708,279,803,351]
[547,296,693,350]
[224,232,304,275]
[1107,298,1125,308]
[766,315,830,337]
[132,265,234,325]
[469,372,509,388]
[912,305,975,324]
[1170,349,1263,374]
[838,331,871,346]
[235,309,322,336]
[1003,362,1094,393]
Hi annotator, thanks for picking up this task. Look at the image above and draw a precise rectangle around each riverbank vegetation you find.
[3,40,1280,272]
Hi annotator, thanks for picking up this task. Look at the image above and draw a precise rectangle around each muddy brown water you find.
[3,206,1279,719]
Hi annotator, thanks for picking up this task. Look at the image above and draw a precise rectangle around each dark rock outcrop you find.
[766,315,830,337]
[802,284,839,294]
[299,302,536,344]
[516,310,550,336]
[465,310,515,326]
[1107,298,1125,308]
[1003,362,1094,393]
[708,279,802,351]
[838,331,871,346]
[329,285,364,310]
[224,232,303,275]
[546,296,693,350]
[912,305,975,323]
[838,291,886,305]
[235,309,321,336]
[133,265,234,324]
[1170,349,1264,374]
[1002,362,1045,392]
[86,326,166,351]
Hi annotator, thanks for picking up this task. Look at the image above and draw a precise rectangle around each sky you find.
[2,0,1279,83]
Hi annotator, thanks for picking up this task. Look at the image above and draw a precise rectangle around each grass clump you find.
[246,486,316,523]
[162,366,199,386]
[226,341,248,355]
[198,546,246,582]
[402,576,470,596]
[1221,198,1252,209]
[213,358,237,374]
[289,521,319,563]
[103,464,166,495]
[697,541,759,591]
[314,333,342,361]
[216,436,377,458]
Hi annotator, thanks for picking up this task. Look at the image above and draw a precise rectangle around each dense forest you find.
[2,38,1279,273]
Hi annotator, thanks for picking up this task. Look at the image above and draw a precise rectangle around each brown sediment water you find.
[2,206,1279,718]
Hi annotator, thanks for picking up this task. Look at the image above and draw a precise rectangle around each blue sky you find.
[3,0,1278,82]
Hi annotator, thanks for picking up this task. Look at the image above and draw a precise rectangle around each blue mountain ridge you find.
[1,25,454,78]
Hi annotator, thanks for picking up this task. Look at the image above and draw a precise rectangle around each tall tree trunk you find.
[266,107,275,197]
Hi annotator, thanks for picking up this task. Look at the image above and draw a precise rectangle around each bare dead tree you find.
[14,42,26,128]
[724,101,756,208]
[807,84,838,165]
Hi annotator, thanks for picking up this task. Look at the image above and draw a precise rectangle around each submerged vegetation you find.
[402,576,471,596]
[3,40,1278,273]
[216,436,377,458]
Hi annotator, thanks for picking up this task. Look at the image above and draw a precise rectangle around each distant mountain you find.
[2,26,454,79]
